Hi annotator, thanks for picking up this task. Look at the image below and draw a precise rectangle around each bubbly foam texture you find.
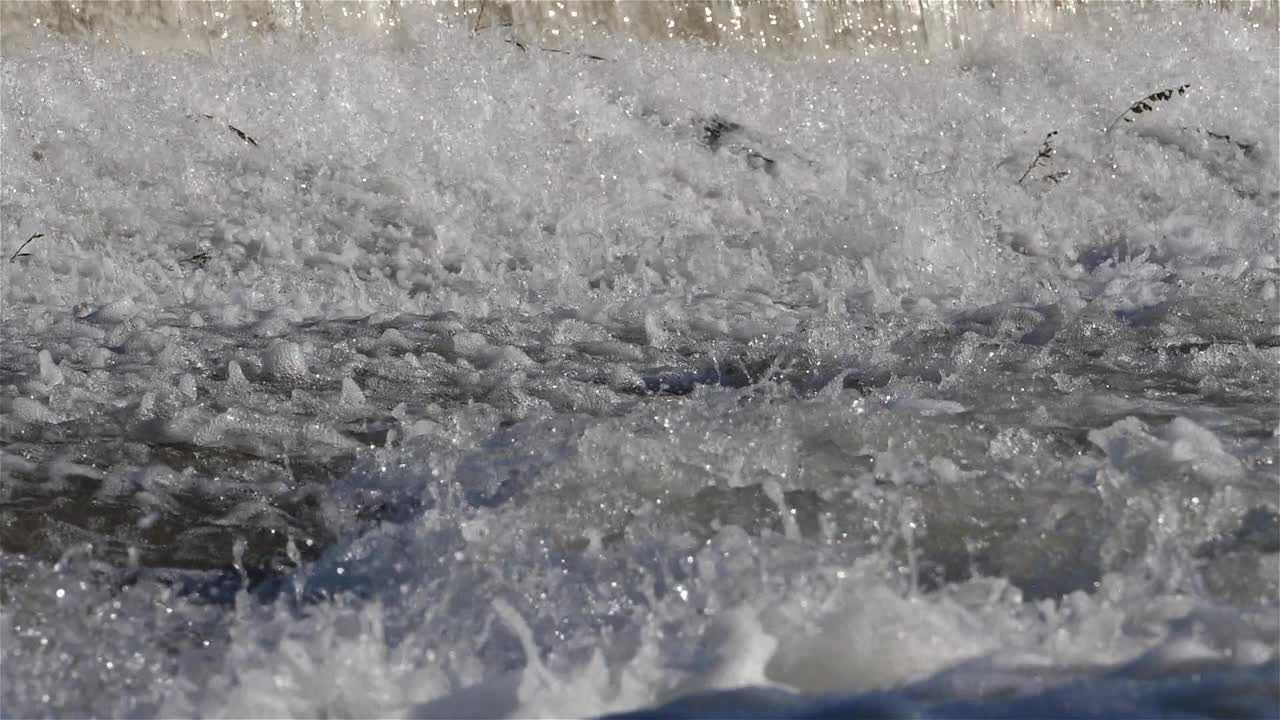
[1,3,1277,718]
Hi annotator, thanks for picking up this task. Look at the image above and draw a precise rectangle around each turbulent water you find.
[2,2,1278,717]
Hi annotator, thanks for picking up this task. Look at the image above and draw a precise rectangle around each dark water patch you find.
[604,655,1280,720]
[0,446,347,582]
[663,484,826,539]
[1196,506,1280,559]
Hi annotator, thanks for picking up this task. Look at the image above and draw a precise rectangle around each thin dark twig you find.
[1018,131,1058,185]
[188,113,259,146]
[501,37,608,60]
[536,46,610,61]
[473,7,608,62]
[1205,129,1256,153]
[1105,84,1191,133]
[9,233,43,263]
[700,116,740,150]
[227,124,258,146]
[179,251,211,269]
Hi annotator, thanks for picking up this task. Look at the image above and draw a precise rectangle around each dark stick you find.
[9,233,43,263]
[1105,84,1191,133]
[1018,131,1057,185]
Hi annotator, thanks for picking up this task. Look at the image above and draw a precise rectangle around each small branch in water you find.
[179,251,211,269]
[746,150,776,174]
[226,124,258,146]
[1018,130,1058,185]
[502,37,608,61]
[1105,84,1191,133]
[188,113,259,147]
[536,46,609,61]
[473,7,607,61]
[700,116,740,150]
[1204,129,1256,154]
[9,233,43,263]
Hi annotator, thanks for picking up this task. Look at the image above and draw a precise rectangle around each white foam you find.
[0,4,1276,719]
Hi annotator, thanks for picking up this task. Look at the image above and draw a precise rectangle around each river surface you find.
[1,2,1278,717]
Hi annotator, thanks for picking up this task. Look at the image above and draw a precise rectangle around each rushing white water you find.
[1,2,1278,718]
